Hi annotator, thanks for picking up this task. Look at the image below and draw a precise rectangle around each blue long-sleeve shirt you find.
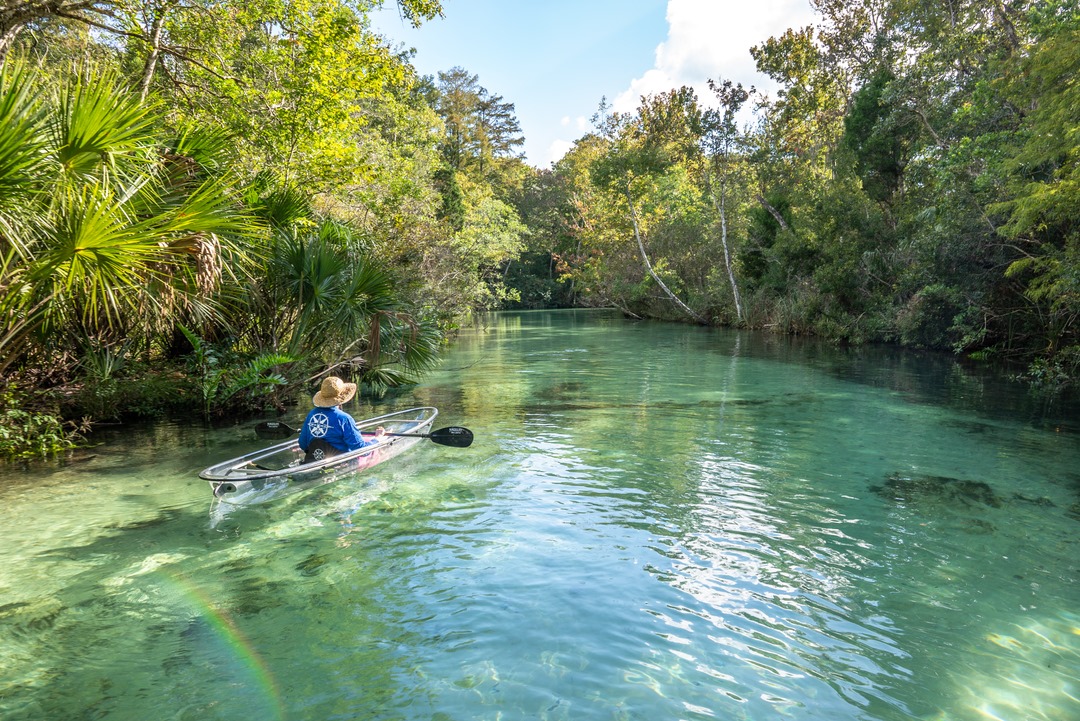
[298,406,375,452]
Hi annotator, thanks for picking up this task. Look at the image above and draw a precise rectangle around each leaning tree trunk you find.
[755,193,791,233]
[0,14,30,63]
[1,1,101,65]
[623,183,706,324]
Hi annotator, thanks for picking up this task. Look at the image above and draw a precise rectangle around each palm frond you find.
[168,124,237,171]
[33,186,170,326]
[149,173,259,239]
[0,61,47,256]
[254,186,314,231]
[51,66,156,180]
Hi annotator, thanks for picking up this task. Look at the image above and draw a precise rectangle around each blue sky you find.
[372,0,817,168]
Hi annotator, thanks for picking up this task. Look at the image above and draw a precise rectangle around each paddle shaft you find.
[254,421,472,447]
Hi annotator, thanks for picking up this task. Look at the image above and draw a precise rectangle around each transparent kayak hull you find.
[199,407,437,505]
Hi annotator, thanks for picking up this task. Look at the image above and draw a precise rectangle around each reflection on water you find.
[1,310,1078,720]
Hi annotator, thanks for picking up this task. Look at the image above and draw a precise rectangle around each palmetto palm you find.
[0,60,256,374]
[257,219,441,388]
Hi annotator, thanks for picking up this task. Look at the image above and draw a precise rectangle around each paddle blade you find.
[254,421,298,439]
[428,426,473,447]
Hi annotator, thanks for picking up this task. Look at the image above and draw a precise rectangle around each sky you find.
[372,0,818,168]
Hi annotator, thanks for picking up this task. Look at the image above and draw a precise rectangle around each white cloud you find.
[545,117,591,167]
[613,0,816,113]
[544,139,575,167]
[559,115,589,130]
[540,1,817,166]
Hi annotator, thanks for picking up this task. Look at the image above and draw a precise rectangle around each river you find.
[1,309,1077,720]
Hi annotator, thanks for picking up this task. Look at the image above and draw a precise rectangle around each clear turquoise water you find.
[1,309,1077,720]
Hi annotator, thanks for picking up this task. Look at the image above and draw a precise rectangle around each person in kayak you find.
[299,376,384,462]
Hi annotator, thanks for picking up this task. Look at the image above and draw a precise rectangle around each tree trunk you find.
[0,33,14,64]
[755,193,791,233]
[138,11,167,101]
[992,0,1021,55]
[705,170,743,322]
[911,106,946,148]
[1,1,101,65]
[0,15,29,63]
[623,183,706,324]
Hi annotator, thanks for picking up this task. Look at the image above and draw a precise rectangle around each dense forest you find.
[1,0,1077,459]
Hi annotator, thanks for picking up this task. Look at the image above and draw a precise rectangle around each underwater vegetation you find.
[871,472,1074,522]
[872,473,1005,509]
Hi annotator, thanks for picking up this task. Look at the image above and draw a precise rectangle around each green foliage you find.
[0,407,76,460]
[446,192,527,309]
[236,204,445,390]
[1018,346,1079,393]
[359,312,442,395]
[435,67,525,176]
[536,0,1078,389]
[0,0,467,457]
[842,68,912,203]
[72,371,187,421]
[742,193,798,291]
[0,61,45,211]
[989,8,1080,365]
[0,60,256,378]
[434,165,466,231]
[248,180,315,232]
[503,253,569,309]
[390,0,445,27]
[179,325,296,418]
[501,168,579,308]
[0,390,79,460]
[895,284,965,349]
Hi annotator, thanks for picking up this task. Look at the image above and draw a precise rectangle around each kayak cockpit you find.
[200,406,438,504]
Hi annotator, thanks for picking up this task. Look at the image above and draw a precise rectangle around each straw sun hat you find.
[312,376,357,407]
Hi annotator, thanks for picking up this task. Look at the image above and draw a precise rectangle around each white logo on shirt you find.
[309,413,330,437]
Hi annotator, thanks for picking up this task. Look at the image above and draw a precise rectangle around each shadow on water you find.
[720,330,1079,434]
[473,310,1080,435]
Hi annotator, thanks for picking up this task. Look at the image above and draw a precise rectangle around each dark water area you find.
[1,309,1077,720]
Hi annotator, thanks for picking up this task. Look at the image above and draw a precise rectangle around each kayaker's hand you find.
[374,426,386,438]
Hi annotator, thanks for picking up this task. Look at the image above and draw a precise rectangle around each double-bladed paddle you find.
[254,420,474,448]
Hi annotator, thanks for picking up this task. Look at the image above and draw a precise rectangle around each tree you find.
[0,61,256,375]
[451,192,526,309]
[701,78,754,322]
[474,87,524,171]
[590,89,707,324]
[993,3,1080,379]
[503,167,578,308]
[0,0,103,61]
[435,66,524,176]
[0,0,444,65]
[841,67,913,204]
[247,218,440,388]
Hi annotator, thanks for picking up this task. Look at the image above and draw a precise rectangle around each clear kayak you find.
[199,406,438,505]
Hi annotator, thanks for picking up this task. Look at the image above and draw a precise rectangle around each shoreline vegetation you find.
[2,1,1077,460]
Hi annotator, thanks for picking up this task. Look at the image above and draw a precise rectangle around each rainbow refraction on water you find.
[156,570,284,721]
[0,310,1077,720]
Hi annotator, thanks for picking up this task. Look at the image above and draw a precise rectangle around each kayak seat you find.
[303,438,342,464]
